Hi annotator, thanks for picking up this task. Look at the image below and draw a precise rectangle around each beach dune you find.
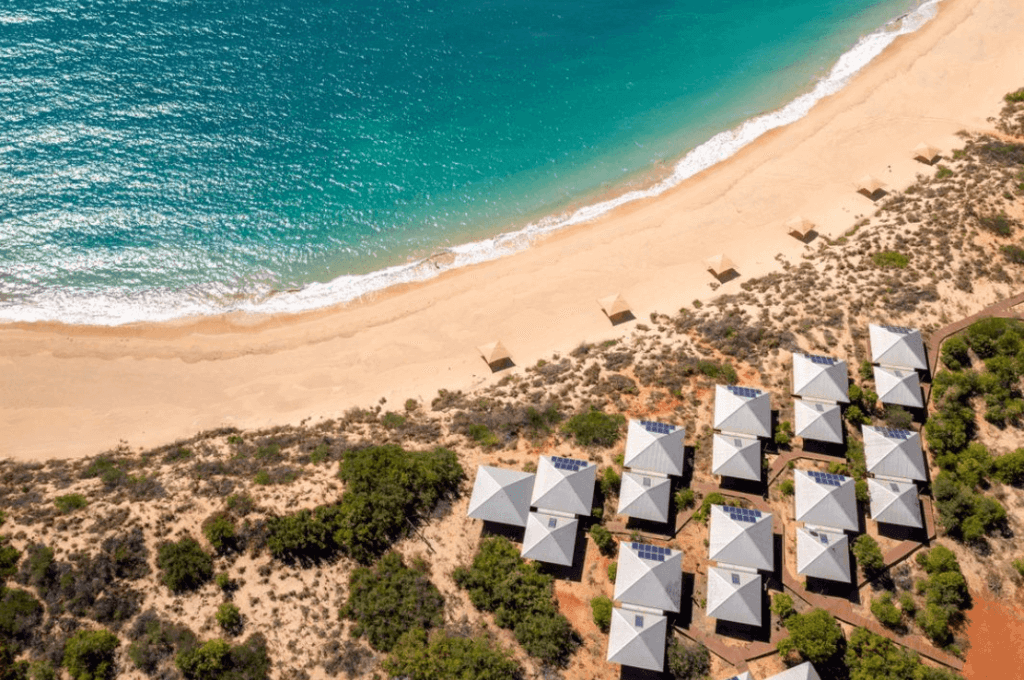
[2,0,1023,461]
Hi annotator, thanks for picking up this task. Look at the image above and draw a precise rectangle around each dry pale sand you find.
[2,0,1023,461]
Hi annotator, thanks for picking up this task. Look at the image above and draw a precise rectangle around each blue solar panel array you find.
[726,385,761,399]
[819,534,829,545]
[723,506,762,523]
[881,324,914,334]
[808,354,837,366]
[550,456,587,472]
[731,573,740,585]
[640,420,676,435]
[878,427,912,440]
[548,517,557,529]
[807,470,846,487]
[631,543,671,562]
[635,615,645,628]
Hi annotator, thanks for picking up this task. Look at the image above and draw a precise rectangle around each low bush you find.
[871,251,909,268]
[674,488,695,509]
[466,423,499,447]
[870,592,902,628]
[1002,244,1024,264]
[54,494,88,514]
[127,612,197,674]
[693,492,730,523]
[562,409,625,447]
[978,212,1015,237]
[599,467,621,497]
[0,539,20,580]
[666,637,711,680]
[771,593,795,621]
[175,635,270,680]
[845,626,960,680]
[590,596,612,632]
[341,552,444,653]
[216,603,242,636]
[993,448,1024,485]
[1013,558,1024,577]
[916,545,961,576]
[780,479,795,496]
[0,587,43,649]
[915,603,952,645]
[157,537,213,594]
[777,609,844,664]
[774,421,793,446]
[589,525,616,557]
[607,563,617,583]
[384,628,520,680]
[941,336,971,371]
[63,629,119,680]
[202,513,237,555]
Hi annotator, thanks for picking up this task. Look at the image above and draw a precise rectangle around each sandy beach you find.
[2,0,1023,461]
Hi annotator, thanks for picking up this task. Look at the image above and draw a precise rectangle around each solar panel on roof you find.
[632,543,670,562]
[724,506,762,523]
[550,456,587,473]
[640,420,676,435]
[889,482,900,493]
[635,615,644,628]
[642,477,652,488]
[808,354,837,366]
[727,385,760,399]
[878,427,912,440]
[548,517,557,528]
[807,470,845,487]
[731,573,740,585]
[881,324,914,334]
[819,534,829,545]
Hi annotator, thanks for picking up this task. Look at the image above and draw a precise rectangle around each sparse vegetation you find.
[871,251,909,268]
[675,488,696,509]
[175,635,270,680]
[562,409,625,447]
[599,467,621,497]
[774,421,793,446]
[157,537,213,594]
[780,479,795,496]
[54,493,88,514]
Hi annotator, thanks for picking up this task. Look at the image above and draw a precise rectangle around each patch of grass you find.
[54,493,88,514]
[1001,244,1024,264]
[466,423,499,447]
[562,408,625,448]
[1005,88,1024,103]
[935,165,954,179]
[871,251,909,268]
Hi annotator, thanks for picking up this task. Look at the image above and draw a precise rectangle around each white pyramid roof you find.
[867,478,923,528]
[624,420,685,476]
[531,456,596,515]
[862,425,926,481]
[607,607,667,672]
[613,542,683,613]
[873,365,924,408]
[712,433,762,481]
[792,354,850,403]
[794,470,858,532]
[721,674,754,680]
[708,505,774,571]
[616,471,671,523]
[796,527,851,583]
[713,385,771,438]
[467,466,535,527]
[869,324,927,371]
[765,661,822,680]
[707,567,762,626]
[794,399,844,444]
[521,512,577,566]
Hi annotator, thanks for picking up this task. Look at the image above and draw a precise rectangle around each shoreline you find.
[3,0,1024,461]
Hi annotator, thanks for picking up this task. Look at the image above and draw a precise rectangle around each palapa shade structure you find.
[705,254,737,278]
[855,175,887,199]
[912,142,941,164]
[477,340,511,366]
[784,216,816,239]
[598,293,631,319]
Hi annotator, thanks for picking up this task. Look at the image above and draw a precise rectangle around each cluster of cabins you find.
[465,322,929,676]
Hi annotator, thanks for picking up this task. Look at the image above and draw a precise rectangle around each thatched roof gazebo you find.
[705,254,737,279]
[784,216,816,240]
[598,293,632,322]
[477,340,512,370]
[912,142,941,165]
[856,175,887,200]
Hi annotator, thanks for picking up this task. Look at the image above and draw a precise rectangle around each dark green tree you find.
[157,537,213,594]
[384,629,520,680]
[63,629,120,680]
[777,609,844,664]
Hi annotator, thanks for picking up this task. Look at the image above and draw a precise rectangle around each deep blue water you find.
[0,0,926,323]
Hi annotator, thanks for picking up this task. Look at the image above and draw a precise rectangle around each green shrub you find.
[935,165,954,180]
[853,535,885,574]
[17,545,54,590]
[855,479,870,504]
[845,626,960,680]
[590,596,612,632]
[915,603,952,645]
[253,470,271,486]
[215,573,236,592]
[216,603,242,636]
[341,552,444,652]
[978,212,1015,237]
[923,570,969,614]
[844,405,869,425]
[63,629,119,680]
[774,421,793,446]
[780,479,795,496]
[466,423,499,447]
[54,494,88,514]
[308,444,330,465]
[607,563,617,583]
[777,609,844,664]
[0,587,43,648]
[1002,244,1024,264]
[941,336,971,371]
[175,635,270,680]
[127,614,197,674]
[562,409,625,447]
[870,592,902,628]
[771,593,795,621]
[898,592,917,616]
[694,492,729,523]
[384,628,520,680]
[916,545,961,576]
[203,513,237,555]
[674,488,695,509]
[381,411,407,429]
[666,637,711,680]
[883,405,914,431]
[859,360,874,381]
[589,525,616,557]
[1006,88,1024,103]
[871,251,909,268]
[157,537,213,594]
[599,467,621,497]
[225,493,256,516]
[453,537,576,665]
[0,539,20,580]
[1013,558,1024,577]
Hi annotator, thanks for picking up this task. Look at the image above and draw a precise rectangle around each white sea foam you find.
[0,0,942,326]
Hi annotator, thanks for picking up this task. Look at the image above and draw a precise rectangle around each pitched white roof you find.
[796,527,851,583]
[706,567,762,626]
[794,470,858,532]
[708,505,773,571]
[712,433,762,481]
[794,399,844,444]
[521,512,577,566]
[531,456,596,515]
[869,324,927,370]
[764,661,822,680]
[793,354,850,402]
[616,471,671,523]
[467,466,535,527]
[867,478,923,528]
[624,420,685,476]
[873,365,924,408]
[613,542,683,613]
[862,425,926,481]
[713,385,771,438]
[606,607,667,672]
[720,674,754,680]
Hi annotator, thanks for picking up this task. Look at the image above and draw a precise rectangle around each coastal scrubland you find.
[1,90,1024,680]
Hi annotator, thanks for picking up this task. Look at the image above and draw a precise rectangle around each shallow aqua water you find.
[0,0,921,323]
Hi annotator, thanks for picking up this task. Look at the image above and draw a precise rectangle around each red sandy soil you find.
[962,592,1024,680]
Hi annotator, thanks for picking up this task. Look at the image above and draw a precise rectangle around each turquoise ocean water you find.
[0,0,936,324]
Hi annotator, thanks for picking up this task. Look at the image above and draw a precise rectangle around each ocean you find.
[0,0,936,324]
